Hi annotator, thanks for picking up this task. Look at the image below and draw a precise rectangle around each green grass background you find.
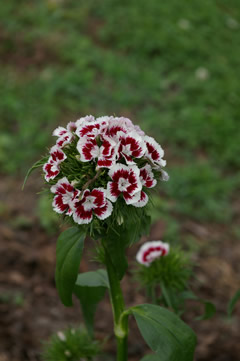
[1,0,239,229]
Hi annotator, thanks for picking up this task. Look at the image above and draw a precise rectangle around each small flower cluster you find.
[136,241,170,266]
[43,116,168,225]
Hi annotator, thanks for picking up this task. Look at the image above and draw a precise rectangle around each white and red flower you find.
[131,164,156,208]
[43,146,66,182]
[136,241,170,266]
[75,115,95,128]
[44,115,169,224]
[50,177,80,215]
[73,188,113,224]
[139,164,157,188]
[131,191,149,208]
[107,164,142,205]
[77,135,118,168]
[106,117,132,137]
[77,137,100,162]
[144,136,166,168]
[43,160,61,182]
[75,117,109,139]
[97,136,118,168]
[53,122,76,148]
[118,131,147,165]
[50,145,67,163]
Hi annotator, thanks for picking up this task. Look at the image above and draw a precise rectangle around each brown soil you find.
[0,174,239,361]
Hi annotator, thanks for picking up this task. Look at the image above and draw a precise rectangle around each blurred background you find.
[0,1,240,360]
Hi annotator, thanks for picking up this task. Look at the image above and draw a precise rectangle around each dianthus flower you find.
[42,115,168,225]
[136,241,170,266]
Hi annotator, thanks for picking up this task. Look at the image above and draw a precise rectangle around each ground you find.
[0,1,240,360]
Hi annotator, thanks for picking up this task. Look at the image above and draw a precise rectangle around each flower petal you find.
[91,188,106,208]
[50,177,80,215]
[75,115,95,128]
[50,145,67,163]
[123,189,141,205]
[52,194,68,214]
[94,200,113,220]
[107,181,120,202]
[76,118,108,139]
[72,203,93,224]
[77,138,100,162]
[43,159,60,182]
[52,126,67,137]
[140,164,157,188]
[131,191,149,207]
[144,135,166,167]
[136,241,170,266]
[120,131,146,163]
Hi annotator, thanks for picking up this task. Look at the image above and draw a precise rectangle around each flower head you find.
[136,241,170,266]
[42,115,168,225]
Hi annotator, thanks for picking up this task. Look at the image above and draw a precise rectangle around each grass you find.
[1,0,239,224]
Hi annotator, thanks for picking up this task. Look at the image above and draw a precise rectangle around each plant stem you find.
[104,244,128,361]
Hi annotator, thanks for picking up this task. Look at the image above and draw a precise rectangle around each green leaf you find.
[74,270,109,337]
[227,289,240,317]
[131,304,197,361]
[55,227,85,307]
[128,214,151,246]
[22,157,48,190]
[141,354,161,361]
[195,301,216,321]
[180,292,216,321]
[75,269,109,288]
[160,282,175,309]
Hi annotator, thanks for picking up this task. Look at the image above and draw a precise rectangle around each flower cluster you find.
[136,241,170,266]
[43,116,168,225]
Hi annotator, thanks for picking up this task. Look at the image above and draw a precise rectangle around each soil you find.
[0,174,239,361]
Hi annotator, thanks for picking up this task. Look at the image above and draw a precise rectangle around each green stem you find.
[103,243,128,361]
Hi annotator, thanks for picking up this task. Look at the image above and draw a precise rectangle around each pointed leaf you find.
[22,157,48,190]
[74,285,106,337]
[177,291,216,321]
[227,289,240,317]
[131,304,196,361]
[55,227,85,307]
[74,270,109,337]
[195,301,216,321]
